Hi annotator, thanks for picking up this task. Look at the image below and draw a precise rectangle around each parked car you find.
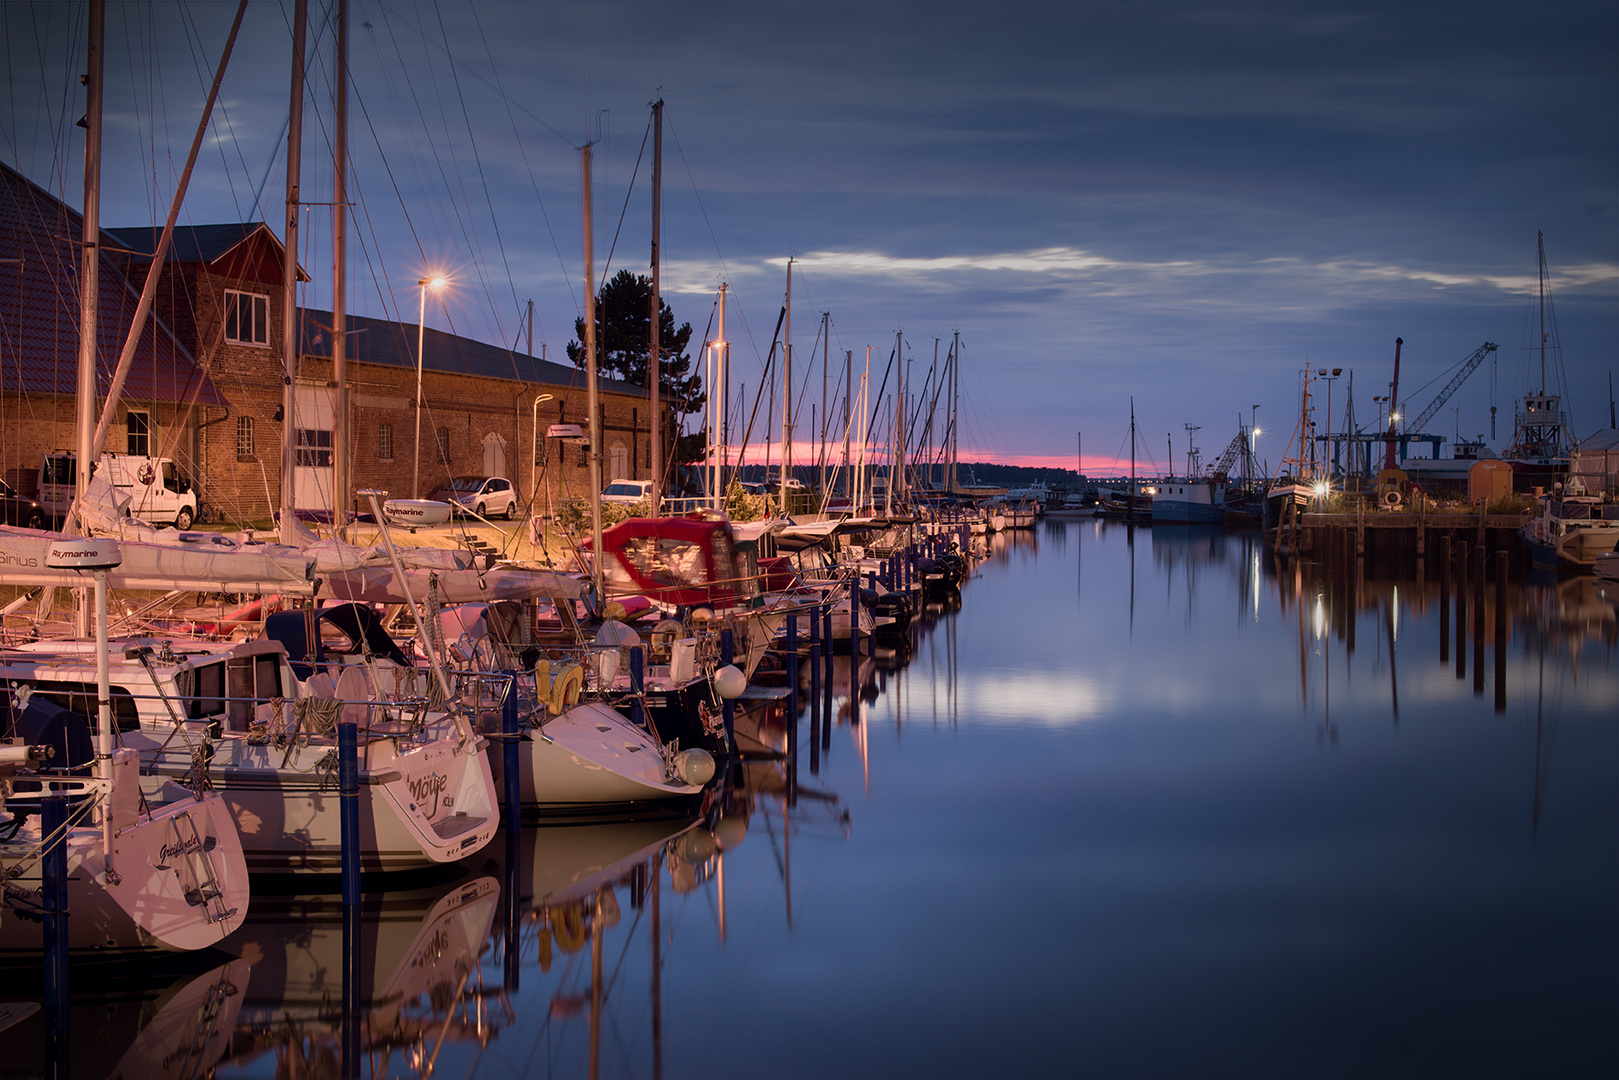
[432,476,517,519]
[0,478,47,529]
[601,479,656,506]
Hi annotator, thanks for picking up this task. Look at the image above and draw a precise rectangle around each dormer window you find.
[223,289,270,346]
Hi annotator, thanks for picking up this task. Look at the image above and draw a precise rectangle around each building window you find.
[222,290,270,346]
[126,410,150,456]
[236,415,254,459]
[436,427,450,464]
[378,422,393,461]
[576,443,588,468]
[295,428,333,467]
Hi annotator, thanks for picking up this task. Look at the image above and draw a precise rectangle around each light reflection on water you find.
[24,522,1615,1078]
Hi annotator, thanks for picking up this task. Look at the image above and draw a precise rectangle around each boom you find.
[1408,343,1497,435]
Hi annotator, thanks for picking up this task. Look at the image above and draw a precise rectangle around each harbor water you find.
[14,520,1616,1078]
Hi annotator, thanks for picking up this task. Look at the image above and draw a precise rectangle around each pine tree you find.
[567,270,704,418]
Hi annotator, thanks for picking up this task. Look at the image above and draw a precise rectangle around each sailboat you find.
[0,539,250,957]
[0,6,249,957]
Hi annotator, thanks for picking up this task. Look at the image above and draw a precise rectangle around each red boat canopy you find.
[594,517,752,609]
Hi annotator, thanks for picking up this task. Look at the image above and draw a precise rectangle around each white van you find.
[602,479,655,506]
[40,451,199,529]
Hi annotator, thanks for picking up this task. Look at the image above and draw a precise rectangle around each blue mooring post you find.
[42,794,68,1080]
[720,629,736,756]
[629,646,646,731]
[785,614,799,728]
[849,577,861,659]
[501,670,522,992]
[823,603,834,680]
[338,720,361,1080]
[808,642,821,775]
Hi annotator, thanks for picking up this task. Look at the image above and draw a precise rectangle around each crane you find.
[1407,342,1497,435]
[1206,427,1247,479]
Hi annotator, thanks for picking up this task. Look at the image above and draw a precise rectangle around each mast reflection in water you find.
[27,523,1609,1078]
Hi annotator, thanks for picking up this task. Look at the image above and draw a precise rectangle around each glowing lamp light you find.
[1313,482,1329,498]
[1253,427,1262,437]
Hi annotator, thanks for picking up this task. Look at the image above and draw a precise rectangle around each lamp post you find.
[413,275,445,499]
[1316,368,1341,477]
[530,392,554,513]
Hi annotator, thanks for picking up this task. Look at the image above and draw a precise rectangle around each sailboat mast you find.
[331,0,349,535]
[280,0,306,545]
[649,99,663,508]
[781,258,793,514]
[1130,398,1137,513]
[893,330,903,511]
[821,311,829,497]
[945,331,951,495]
[582,143,604,599]
[75,0,104,538]
[715,283,727,509]
[844,349,852,495]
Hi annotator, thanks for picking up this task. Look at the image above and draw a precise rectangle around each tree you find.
[567,270,704,418]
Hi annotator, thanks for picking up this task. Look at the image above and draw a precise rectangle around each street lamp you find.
[413,275,446,499]
[530,391,554,510]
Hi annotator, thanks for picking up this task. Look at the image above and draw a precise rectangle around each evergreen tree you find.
[567,270,704,418]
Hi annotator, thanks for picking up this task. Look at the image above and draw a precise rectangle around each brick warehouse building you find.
[2,161,671,524]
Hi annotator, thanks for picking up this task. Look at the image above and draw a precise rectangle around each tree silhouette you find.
[567,270,704,418]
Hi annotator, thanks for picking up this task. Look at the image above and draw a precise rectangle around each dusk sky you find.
[5,1,1616,475]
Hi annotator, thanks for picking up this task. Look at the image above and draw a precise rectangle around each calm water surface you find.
[40,522,1619,1078]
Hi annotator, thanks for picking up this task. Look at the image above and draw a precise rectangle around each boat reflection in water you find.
[0,955,249,1078]
[214,873,501,1076]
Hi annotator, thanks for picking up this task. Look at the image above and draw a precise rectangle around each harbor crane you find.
[1406,342,1498,435]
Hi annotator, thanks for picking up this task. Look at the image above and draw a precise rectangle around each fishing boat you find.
[1502,235,1577,491]
[1517,492,1619,570]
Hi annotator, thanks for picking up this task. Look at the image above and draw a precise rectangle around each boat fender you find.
[673,747,716,787]
[552,903,587,952]
[549,662,585,713]
[532,657,551,700]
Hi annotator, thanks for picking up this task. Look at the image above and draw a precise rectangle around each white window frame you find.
[223,289,270,347]
[236,415,254,459]
[126,410,150,456]
[378,422,393,461]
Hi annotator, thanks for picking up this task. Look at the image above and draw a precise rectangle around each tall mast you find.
[821,311,829,498]
[781,258,793,514]
[1130,398,1137,511]
[649,99,663,507]
[331,0,349,535]
[945,331,951,495]
[893,330,904,511]
[280,0,306,545]
[848,351,861,498]
[715,283,727,510]
[75,0,104,536]
[582,142,603,599]
[1538,231,1547,394]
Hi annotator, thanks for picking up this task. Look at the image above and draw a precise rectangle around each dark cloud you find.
[3,1,1613,461]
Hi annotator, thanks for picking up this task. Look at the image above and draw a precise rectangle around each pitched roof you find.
[297,307,648,396]
[104,222,310,285]
[0,162,225,408]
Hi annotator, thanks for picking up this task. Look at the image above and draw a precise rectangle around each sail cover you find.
[0,526,317,595]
